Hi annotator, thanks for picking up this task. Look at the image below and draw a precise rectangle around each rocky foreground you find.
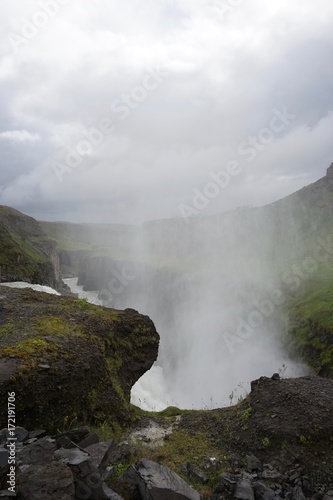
[0,287,332,499]
[0,375,332,499]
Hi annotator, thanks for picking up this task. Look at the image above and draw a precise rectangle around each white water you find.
[1,282,60,295]
[64,277,103,305]
[63,277,308,411]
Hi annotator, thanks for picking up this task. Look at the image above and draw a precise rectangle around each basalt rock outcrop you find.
[0,286,159,431]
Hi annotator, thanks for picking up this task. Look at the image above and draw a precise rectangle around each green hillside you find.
[0,206,60,287]
[41,221,138,260]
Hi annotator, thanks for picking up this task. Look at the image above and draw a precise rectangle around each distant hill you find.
[41,164,333,273]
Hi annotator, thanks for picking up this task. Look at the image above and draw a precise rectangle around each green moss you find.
[299,435,310,445]
[262,437,270,447]
[241,407,252,420]
[2,338,51,361]
[35,316,84,337]
[92,420,124,442]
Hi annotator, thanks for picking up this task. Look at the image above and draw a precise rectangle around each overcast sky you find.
[0,0,333,224]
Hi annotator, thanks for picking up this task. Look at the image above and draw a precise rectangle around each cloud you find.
[0,0,333,222]
[0,130,41,142]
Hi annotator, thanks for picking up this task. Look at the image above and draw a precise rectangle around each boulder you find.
[246,454,263,472]
[249,377,333,443]
[55,447,105,499]
[234,479,255,500]
[253,482,279,500]
[18,437,56,466]
[124,458,201,500]
[84,439,120,475]
[17,461,75,499]
[217,473,240,493]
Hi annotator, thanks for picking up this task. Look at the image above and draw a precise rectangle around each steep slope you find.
[0,205,62,289]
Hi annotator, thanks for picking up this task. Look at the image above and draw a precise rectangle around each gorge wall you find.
[0,206,64,291]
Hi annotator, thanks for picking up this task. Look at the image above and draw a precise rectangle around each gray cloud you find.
[0,0,332,223]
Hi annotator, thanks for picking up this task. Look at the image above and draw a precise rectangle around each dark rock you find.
[0,433,6,446]
[249,377,333,444]
[253,482,277,500]
[77,432,100,448]
[246,455,263,472]
[288,472,301,485]
[0,447,9,470]
[55,447,109,499]
[0,288,159,432]
[0,491,16,498]
[124,458,201,499]
[0,360,20,387]
[85,439,119,475]
[25,438,38,445]
[28,429,47,440]
[271,374,280,381]
[262,467,282,482]
[17,461,75,499]
[218,473,240,492]
[302,478,315,497]
[101,482,125,499]
[106,477,141,500]
[1,426,29,443]
[18,437,56,465]
[182,462,208,484]
[56,435,80,450]
[57,426,91,445]
[234,479,255,500]
[292,486,307,500]
[54,447,90,466]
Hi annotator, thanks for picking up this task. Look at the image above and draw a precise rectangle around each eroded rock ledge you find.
[0,286,159,431]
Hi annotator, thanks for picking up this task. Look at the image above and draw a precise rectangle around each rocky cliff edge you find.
[0,286,159,431]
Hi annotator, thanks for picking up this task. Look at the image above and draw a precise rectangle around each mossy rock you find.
[0,287,159,432]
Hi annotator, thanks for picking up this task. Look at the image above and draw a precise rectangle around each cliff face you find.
[0,286,159,431]
[0,206,62,290]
